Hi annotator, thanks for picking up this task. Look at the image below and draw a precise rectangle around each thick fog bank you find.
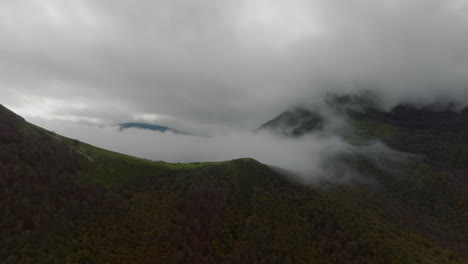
[32,117,404,183]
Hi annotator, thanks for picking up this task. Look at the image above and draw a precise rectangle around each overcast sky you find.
[1,0,468,133]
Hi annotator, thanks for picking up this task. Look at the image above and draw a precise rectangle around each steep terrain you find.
[257,107,324,137]
[0,104,466,263]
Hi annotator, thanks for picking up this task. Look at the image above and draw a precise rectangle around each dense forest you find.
[0,104,466,263]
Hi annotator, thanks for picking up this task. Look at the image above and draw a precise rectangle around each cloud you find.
[31,116,354,181]
[29,112,407,184]
[1,0,468,132]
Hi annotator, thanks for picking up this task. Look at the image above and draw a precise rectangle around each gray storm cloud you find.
[1,0,468,131]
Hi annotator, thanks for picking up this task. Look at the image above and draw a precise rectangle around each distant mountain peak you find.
[118,122,189,135]
[257,92,468,138]
[257,107,324,137]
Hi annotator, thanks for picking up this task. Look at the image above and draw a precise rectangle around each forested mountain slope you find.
[0,104,466,263]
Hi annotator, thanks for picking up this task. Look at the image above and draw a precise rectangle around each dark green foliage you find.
[349,104,468,260]
[0,105,113,263]
[0,104,467,263]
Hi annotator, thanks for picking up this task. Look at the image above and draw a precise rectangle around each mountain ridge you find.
[0,103,466,263]
[256,107,324,137]
[118,122,190,135]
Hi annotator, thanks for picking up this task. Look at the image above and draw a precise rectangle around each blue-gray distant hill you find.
[118,122,190,135]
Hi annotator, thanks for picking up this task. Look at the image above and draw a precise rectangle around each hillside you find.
[257,107,324,137]
[0,104,467,263]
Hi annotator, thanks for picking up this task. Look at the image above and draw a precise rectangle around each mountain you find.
[0,104,467,263]
[257,107,324,136]
[257,93,379,137]
[118,122,189,135]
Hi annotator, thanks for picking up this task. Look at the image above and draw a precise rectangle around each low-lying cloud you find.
[34,117,354,181]
[31,115,404,183]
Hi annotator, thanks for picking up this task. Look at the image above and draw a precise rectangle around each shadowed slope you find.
[0,104,466,263]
